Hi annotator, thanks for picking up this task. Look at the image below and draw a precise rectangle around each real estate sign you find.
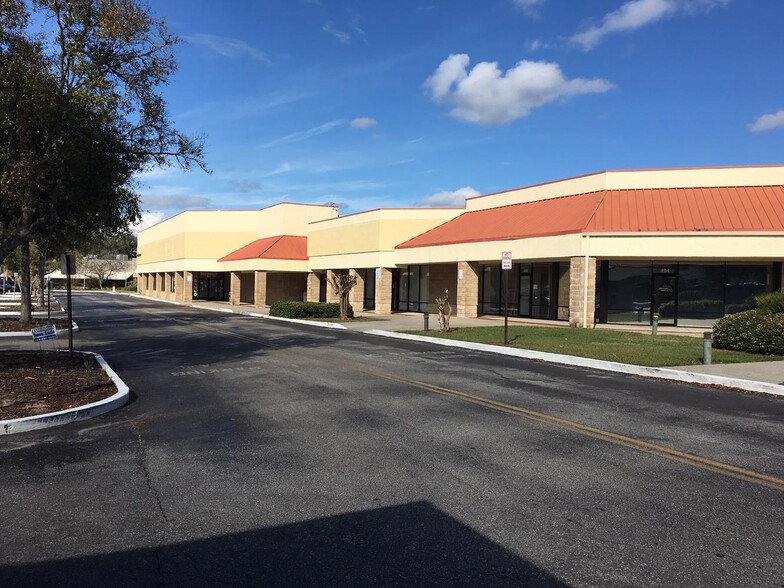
[31,324,57,343]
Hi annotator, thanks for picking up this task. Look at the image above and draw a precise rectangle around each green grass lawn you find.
[402,325,783,367]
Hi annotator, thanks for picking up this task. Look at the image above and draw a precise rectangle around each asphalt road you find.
[1,293,783,587]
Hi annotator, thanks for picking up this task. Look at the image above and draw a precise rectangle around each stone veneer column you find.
[174,272,185,302]
[306,272,321,302]
[349,269,365,312]
[456,261,480,318]
[229,271,241,305]
[569,257,597,328]
[254,271,267,306]
[183,272,194,303]
[375,268,393,314]
[325,270,340,303]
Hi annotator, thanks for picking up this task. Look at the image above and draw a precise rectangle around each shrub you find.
[713,309,784,355]
[755,291,784,314]
[269,301,353,319]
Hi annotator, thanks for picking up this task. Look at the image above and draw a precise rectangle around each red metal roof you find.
[218,235,308,261]
[397,186,784,249]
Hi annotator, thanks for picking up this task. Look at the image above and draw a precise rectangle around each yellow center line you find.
[352,368,784,493]
[140,305,784,493]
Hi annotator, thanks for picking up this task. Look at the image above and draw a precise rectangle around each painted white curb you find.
[123,292,349,330]
[247,312,347,330]
[0,321,80,339]
[0,351,130,435]
[365,330,784,398]
[127,293,182,306]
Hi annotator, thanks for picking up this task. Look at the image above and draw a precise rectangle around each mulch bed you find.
[0,351,116,419]
[0,318,72,332]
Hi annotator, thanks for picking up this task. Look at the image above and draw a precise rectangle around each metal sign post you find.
[502,251,512,345]
[61,254,75,358]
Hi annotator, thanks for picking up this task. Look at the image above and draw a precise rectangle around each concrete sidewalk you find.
[140,296,784,388]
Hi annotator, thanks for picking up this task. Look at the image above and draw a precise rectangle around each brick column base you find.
[456,261,480,318]
[375,268,393,314]
[569,257,597,328]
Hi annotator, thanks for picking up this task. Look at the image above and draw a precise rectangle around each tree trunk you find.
[37,255,46,307]
[19,239,32,329]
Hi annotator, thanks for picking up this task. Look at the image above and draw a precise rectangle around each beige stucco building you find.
[137,165,784,328]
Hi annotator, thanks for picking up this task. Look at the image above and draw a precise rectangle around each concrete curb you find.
[364,330,784,398]
[0,321,80,339]
[243,311,347,330]
[124,292,349,330]
[127,293,182,306]
[0,351,130,435]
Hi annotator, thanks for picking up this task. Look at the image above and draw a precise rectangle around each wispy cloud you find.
[228,179,262,192]
[263,163,295,177]
[748,110,784,133]
[418,186,479,207]
[513,0,546,18]
[349,15,367,43]
[527,39,548,52]
[184,33,270,62]
[141,194,211,209]
[260,120,345,148]
[131,211,166,234]
[408,136,425,144]
[425,54,613,125]
[350,117,378,129]
[570,0,730,51]
[323,21,351,44]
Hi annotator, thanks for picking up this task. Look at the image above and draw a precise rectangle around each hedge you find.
[756,291,784,314]
[713,309,784,355]
[269,301,353,319]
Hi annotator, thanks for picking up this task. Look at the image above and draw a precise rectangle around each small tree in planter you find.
[329,272,358,320]
[436,289,452,332]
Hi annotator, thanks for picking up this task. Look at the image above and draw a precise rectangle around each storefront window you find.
[519,264,531,317]
[397,265,429,312]
[725,264,767,314]
[602,261,773,326]
[531,263,551,319]
[607,262,651,324]
[481,265,501,315]
[676,264,724,326]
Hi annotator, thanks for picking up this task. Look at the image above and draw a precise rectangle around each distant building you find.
[136,166,784,328]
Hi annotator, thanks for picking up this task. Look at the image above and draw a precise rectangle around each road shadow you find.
[1,501,568,587]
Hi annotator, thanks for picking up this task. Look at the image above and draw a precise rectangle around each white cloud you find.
[514,0,546,17]
[349,16,367,42]
[418,186,480,207]
[425,54,613,125]
[142,194,210,209]
[323,21,351,44]
[184,34,269,62]
[527,39,547,52]
[571,0,731,50]
[260,120,344,148]
[350,117,378,129]
[131,211,166,234]
[748,110,784,133]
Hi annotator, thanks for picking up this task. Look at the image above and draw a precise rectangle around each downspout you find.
[583,235,590,329]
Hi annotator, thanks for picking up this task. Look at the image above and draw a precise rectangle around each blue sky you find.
[133,0,784,227]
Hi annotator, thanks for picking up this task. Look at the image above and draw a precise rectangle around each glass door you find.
[652,274,676,325]
[531,263,551,318]
[518,271,531,317]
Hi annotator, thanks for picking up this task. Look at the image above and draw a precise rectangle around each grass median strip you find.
[402,325,783,367]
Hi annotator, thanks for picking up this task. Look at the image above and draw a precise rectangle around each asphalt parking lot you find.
[1,292,783,587]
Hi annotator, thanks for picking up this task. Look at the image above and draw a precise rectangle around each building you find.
[137,165,784,328]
